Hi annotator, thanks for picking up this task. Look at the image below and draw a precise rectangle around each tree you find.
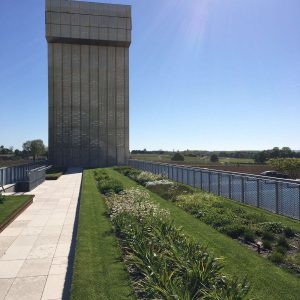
[268,158,300,179]
[254,151,268,164]
[22,139,46,161]
[210,154,219,163]
[281,147,292,158]
[171,152,184,161]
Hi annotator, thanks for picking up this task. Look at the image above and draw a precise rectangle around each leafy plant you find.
[284,227,295,238]
[0,193,4,204]
[135,171,163,186]
[269,252,284,264]
[221,224,245,239]
[275,246,288,255]
[276,236,290,250]
[258,222,284,234]
[262,231,275,241]
[98,179,123,195]
[243,229,255,243]
[262,239,272,250]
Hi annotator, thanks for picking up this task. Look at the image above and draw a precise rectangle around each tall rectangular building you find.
[45,0,131,168]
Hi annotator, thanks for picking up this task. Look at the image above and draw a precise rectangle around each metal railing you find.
[0,161,48,187]
[16,165,52,192]
[129,160,300,221]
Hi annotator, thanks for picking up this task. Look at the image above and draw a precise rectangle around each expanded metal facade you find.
[129,160,300,220]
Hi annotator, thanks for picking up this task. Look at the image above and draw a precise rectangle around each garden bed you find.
[116,167,300,275]
[45,167,64,180]
[0,195,34,233]
[92,169,249,299]
[111,166,300,299]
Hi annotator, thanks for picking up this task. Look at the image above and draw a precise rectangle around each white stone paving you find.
[0,169,82,300]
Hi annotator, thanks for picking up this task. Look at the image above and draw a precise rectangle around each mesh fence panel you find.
[232,175,243,202]
[202,172,209,192]
[210,173,219,194]
[183,168,188,185]
[177,168,183,183]
[187,169,194,186]
[195,170,201,188]
[244,178,258,207]
[220,174,230,198]
[260,179,277,213]
[279,183,300,219]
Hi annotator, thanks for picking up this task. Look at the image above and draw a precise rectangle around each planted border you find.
[112,167,300,300]
[95,170,249,299]
[0,195,34,233]
[116,167,300,274]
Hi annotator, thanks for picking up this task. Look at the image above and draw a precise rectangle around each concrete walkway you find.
[0,169,82,300]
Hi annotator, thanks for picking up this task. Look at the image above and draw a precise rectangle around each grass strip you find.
[107,169,300,300]
[71,170,135,300]
[0,195,33,230]
[45,168,64,180]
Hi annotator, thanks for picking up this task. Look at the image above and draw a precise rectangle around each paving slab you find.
[0,169,82,300]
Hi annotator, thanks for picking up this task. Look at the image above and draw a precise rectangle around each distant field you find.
[131,154,255,164]
[0,160,31,168]
[130,154,270,175]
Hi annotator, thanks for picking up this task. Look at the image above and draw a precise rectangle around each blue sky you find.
[0,0,299,151]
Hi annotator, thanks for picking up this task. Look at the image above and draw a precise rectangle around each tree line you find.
[0,139,47,161]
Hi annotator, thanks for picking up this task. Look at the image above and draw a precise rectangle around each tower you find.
[46,0,131,168]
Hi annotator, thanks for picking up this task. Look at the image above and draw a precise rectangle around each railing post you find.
[218,173,221,196]
[208,172,211,193]
[193,169,196,188]
[257,179,260,208]
[299,185,300,220]
[275,181,279,214]
[200,171,203,190]
[229,175,232,199]
[241,177,245,203]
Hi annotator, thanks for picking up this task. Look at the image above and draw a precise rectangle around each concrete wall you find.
[46,0,131,168]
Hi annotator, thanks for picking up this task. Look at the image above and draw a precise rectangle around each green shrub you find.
[276,236,290,250]
[148,183,194,202]
[94,172,109,182]
[284,227,295,238]
[171,152,184,161]
[275,245,288,255]
[262,231,275,241]
[135,171,162,186]
[269,252,284,264]
[98,179,123,195]
[210,154,219,162]
[258,222,284,234]
[0,193,4,204]
[221,224,245,239]
[203,212,233,228]
[243,229,256,243]
[262,239,272,250]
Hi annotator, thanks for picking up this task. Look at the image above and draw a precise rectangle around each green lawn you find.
[107,169,300,300]
[0,195,33,227]
[71,170,135,300]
